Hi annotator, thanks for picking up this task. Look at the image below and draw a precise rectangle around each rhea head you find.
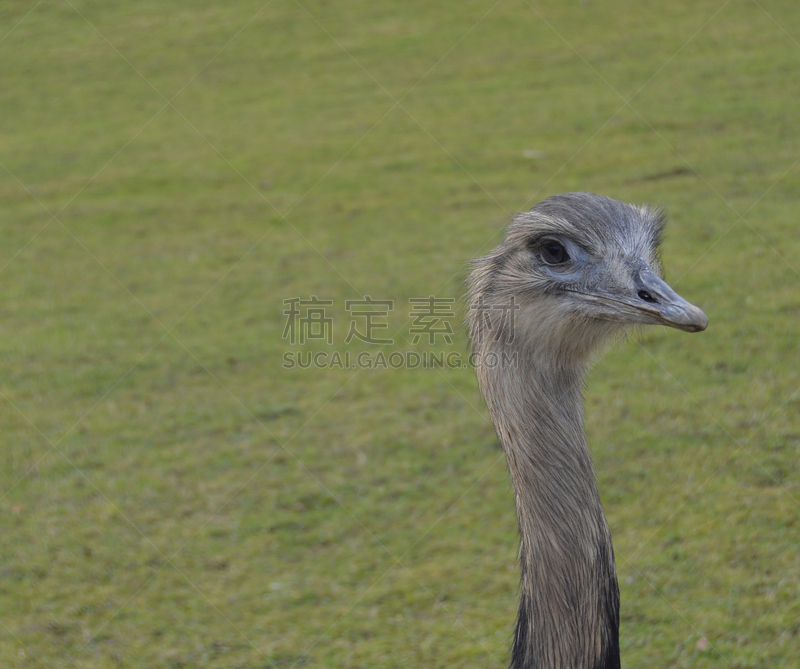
[467,192,708,369]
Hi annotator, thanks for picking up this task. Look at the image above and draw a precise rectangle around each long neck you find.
[478,347,620,669]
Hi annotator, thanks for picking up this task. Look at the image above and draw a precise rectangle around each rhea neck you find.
[476,326,621,669]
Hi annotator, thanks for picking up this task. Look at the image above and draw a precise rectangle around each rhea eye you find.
[539,240,570,265]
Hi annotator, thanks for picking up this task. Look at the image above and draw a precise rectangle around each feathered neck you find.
[474,340,621,669]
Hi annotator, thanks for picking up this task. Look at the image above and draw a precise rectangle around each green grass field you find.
[1,1,798,667]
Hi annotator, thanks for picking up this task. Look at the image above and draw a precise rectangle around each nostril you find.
[638,290,658,303]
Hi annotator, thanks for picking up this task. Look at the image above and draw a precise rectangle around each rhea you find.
[466,193,707,669]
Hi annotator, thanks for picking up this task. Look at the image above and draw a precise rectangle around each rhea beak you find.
[632,265,708,333]
[569,262,708,333]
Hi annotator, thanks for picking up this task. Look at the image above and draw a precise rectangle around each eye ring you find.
[538,239,570,265]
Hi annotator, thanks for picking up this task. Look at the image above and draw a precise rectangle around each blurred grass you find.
[0,0,798,667]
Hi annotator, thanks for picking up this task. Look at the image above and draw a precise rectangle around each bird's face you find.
[524,230,708,334]
[468,193,707,366]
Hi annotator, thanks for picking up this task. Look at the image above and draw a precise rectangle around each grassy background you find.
[1,0,798,667]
